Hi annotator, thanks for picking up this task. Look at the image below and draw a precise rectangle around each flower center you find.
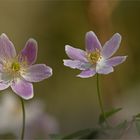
[87,49,102,64]
[11,62,20,72]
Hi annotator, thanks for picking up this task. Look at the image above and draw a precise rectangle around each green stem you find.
[20,97,25,140]
[96,74,106,122]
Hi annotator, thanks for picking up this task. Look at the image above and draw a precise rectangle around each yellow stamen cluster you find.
[3,55,28,78]
[3,60,22,78]
[11,62,20,72]
[1,60,21,81]
[87,49,102,64]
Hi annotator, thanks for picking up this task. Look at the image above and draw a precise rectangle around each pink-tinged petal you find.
[11,79,33,100]
[65,45,88,62]
[77,69,96,78]
[0,82,10,90]
[105,56,127,67]
[96,66,114,74]
[63,59,91,70]
[21,64,52,82]
[19,39,38,65]
[101,33,122,59]
[0,33,16,61]
[85,31,102,52]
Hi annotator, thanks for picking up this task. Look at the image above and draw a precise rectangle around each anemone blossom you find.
[0,34,52,99]
[63,31,127,78]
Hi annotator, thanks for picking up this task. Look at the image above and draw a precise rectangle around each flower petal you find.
[0,82,10,90]
[101,33,122,59]
[19,38,38,65]
[0,33,16,61]
[0,64,13,84]
[21,64,52,82]
[85,31,102,52]
[77,69,96,78]
[63,59,91,70]
[105,56,127,67]
[0,66,11,90]
[96,66,114,74]
[11,79,33,100]
[65,45,88,62]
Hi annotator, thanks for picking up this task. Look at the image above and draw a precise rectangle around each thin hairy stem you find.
[96,74,106,123]
[20,97,25,140]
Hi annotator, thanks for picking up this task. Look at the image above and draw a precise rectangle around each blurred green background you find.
[0,0,140,138]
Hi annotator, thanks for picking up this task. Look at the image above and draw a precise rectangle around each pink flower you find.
[0,34,52,100]
[63,31,127,78]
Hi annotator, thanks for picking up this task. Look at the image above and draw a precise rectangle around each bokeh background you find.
[0,0,140,138]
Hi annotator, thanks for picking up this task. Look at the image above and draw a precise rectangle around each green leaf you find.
[79,130,99,139]
[49,134,63,140]
[135,113,140,118]
[113,120,128,138]
[62,128,98,139]
[98,120,128,139]
[99,108,122,124]
[135,119,140,135]
[116,120,128,130]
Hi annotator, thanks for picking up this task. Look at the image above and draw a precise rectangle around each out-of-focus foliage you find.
[0,0,140,139]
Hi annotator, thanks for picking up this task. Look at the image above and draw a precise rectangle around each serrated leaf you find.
[62,128,98,139]
[99,108,122,124]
